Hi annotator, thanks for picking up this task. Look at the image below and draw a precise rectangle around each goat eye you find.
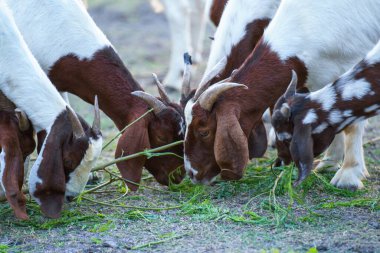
[199,130,209,138]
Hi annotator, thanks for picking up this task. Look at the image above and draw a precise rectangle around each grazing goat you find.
[273,41,380,188]
[0,92,35,220]
[0,2,102,218]
[7,0,186,190]
[183,0,380,188]
[152,0,209,92]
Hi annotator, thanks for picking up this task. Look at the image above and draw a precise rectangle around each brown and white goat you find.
[183,0,380,187]
[0,2,102,218]
[272,41,380,189]
[0,92,35,220]
[7,0,185,190]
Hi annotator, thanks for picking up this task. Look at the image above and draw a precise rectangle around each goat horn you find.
[92,95,101,135]
[198,82,248,111]
[181,53,192,98]
[15,108,30,131]
[193,56,227,101]
[66,106,85,139]
[132,91,167,114]
[284,70,298,99]
[152,73,171,104]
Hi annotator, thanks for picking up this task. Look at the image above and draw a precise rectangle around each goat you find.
[0,92,35,220]
[7,0,186,190]
[183,0,380,187]
[0,2,102,218]
[272,41,380,188]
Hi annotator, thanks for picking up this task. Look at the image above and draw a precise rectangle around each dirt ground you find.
[0,1,379,253]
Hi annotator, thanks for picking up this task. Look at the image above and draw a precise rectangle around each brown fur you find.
[49,47,185,190]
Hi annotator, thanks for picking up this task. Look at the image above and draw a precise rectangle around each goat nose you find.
[66,196,75,202]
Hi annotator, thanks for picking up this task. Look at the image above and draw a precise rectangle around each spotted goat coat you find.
[272,41,380,189]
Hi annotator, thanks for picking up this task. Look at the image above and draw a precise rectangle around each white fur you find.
[5,0,112,73]
[0,151,6,193]
[184,155,198,177]
[276,132,292,141]
[0,3,67,132]
[264,0,380,91]
[312,122,328,134]
[65,137,103,199]
[205,0,280,76]
[364,104,380,113]
[331,122,367,189]
[308,85,337,111]
[341,78,372,101]
[302,109,317,124]
[328,110,343,125]
[184,100,198,175]
[343,110,353,117]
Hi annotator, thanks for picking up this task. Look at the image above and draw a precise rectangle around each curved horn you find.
[132,91,167,114]
[92,95,101,135]
[66,106,85,139]
[194,56,228,101]
[198,82,248,111]
[181,53,192,98]
[152,73,171,104]
[15,108,30,131]
[284,70,298,99]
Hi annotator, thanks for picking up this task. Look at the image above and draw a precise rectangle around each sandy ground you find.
[0,1,379,253]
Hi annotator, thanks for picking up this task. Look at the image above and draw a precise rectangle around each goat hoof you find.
[330,167,365,190]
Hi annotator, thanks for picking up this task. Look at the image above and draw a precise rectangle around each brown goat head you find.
[116,75,186,191]
[30,100,102,218]
[184,78,263,183]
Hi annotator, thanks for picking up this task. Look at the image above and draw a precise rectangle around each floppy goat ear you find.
[290,123,314,187]
[116,119,150,191]
[248,119,267,158]
[214,111,249,180]
[30,137,66,219]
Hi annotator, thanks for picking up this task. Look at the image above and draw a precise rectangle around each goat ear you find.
[248,119,267,158]
[290,123,314,186]
[116,119,150,191]
[30,134,66,218]
[214,112,249,180]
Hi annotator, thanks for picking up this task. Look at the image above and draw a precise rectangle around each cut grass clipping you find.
[0,108,379,250]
